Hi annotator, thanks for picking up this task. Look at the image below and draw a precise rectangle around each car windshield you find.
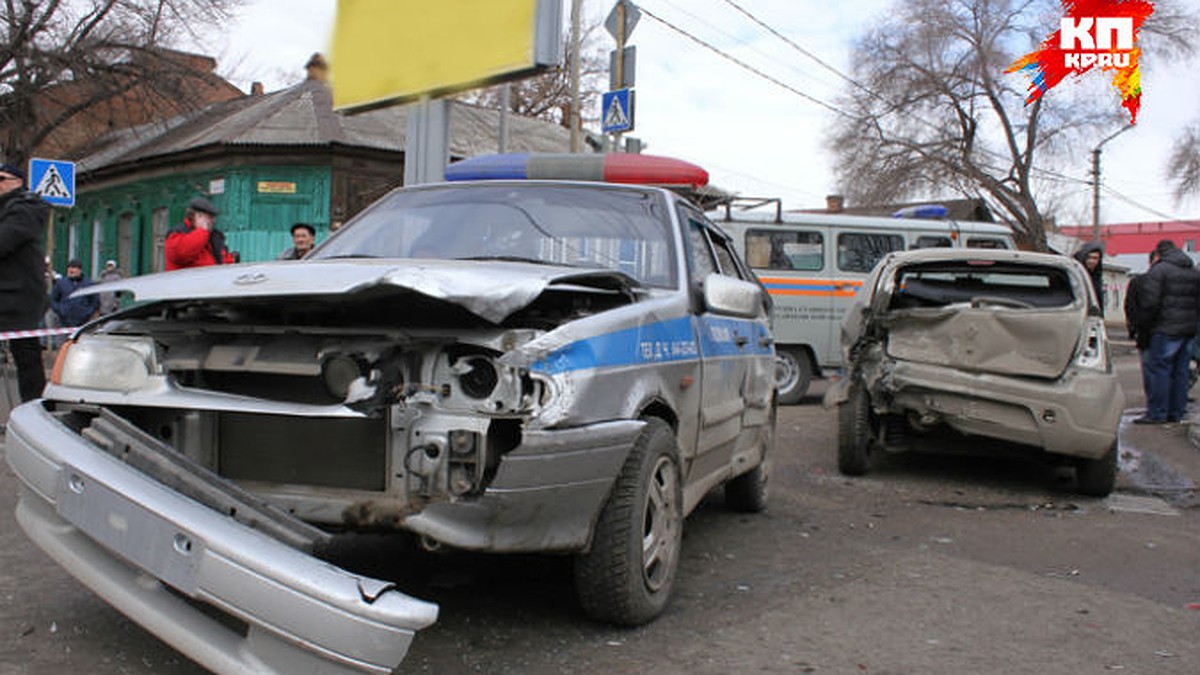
[313,183,678,288]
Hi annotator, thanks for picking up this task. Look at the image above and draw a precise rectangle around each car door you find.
[679,204,769,485]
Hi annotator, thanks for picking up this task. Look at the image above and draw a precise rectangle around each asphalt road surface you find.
[1,349,1198,674]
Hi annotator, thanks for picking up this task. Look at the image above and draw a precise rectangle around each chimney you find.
[251,81,264,96]
[825,194,845,213]
[306,53,328,82]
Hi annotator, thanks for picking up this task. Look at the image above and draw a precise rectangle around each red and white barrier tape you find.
[0,327,76,341]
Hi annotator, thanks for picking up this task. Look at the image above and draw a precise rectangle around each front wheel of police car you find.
[573,418,683,626]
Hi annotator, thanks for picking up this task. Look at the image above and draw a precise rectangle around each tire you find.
[1075,442,1118,497]
[574,418,683,626]
[837,382,872,476]
[775,348,812,405]
[725,400,775,513]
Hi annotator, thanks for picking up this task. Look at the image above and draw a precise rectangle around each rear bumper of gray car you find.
[4,402,438,675]
[877,361,1124,459]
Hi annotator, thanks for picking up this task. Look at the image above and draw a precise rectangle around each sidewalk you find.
[1111,341,1200,508]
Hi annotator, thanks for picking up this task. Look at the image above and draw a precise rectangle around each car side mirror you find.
[703,273,763,318]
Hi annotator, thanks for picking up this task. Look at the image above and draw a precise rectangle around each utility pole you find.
[612,0,627,151]
[1091,124,1133,240]
[569,0,582,152]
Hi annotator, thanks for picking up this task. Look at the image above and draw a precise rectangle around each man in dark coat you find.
[1135,239,1200,424]
[0,162,50,401]
[1074,240,1105,315]
[50,259,99,328]
[1124,250,1159,402]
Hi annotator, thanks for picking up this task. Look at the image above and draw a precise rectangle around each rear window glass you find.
[912,235,953,249]
[966,237,1010,249]
[890,263,1076,310]
[838,233,904,273]
[744,229,823,271]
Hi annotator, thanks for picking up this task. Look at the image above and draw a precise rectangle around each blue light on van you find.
[892,205,949,219]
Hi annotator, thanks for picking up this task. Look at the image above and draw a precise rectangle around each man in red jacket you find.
[165,197,236,270]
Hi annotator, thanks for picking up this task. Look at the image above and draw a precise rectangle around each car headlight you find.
[53,335,159,391]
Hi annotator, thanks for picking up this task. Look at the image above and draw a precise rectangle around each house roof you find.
[70,78,587,176]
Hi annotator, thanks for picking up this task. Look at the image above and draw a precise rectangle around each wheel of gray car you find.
[725,399,775,512]
[574,418,683,626]
[837,382,872,476]
[1075,442,1118,497]
[775,348,812,405]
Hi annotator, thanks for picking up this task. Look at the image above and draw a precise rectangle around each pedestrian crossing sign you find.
[602,88,634,134]
[28,158,75,207]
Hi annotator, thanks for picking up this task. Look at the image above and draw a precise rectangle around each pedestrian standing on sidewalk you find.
[1124,250,1159,403]
[97,259,123,315]
[50,259,99,328]
[1074,240,1106,315]
[1134,239,1200,424]
[165,197,236,270]
[278,222,316,260]
[0,162,50,402]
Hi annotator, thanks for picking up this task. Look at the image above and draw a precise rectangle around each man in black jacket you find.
[1136,239,1200,424]
[1124,251,1160,402]
[0,162,50,402]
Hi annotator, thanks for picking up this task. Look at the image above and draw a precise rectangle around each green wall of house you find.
[51,165,332,278]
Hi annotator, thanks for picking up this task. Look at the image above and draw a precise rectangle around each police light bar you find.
[444,153,709,188]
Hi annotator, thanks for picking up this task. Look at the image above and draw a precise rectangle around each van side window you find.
[912,235,953,249]
[838,233,904,272]
[966,238,1009,249]
[745,229,823,271]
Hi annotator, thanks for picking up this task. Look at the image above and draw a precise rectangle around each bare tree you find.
[827,0,1195,249]
[1,0,243,165]
[459,20,608,127]
[1168,125,1200,201]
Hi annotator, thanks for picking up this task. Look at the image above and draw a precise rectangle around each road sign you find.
[28,158,75,207]
[602,89,634,134]
[609,46,636,89]
[605,1,641,40]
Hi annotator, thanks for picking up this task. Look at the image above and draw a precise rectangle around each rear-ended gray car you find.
[826,248,1123,496]
[5,176,775,673]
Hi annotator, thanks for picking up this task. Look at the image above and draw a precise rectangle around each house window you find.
[151,208,169,272]
[68,222,79,263]
[1186,239,1196,252]
[91,216,105,276]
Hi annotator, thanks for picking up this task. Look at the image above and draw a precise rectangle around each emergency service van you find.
[712,202,1016,403]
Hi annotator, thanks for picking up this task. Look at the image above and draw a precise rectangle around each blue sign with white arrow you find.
[28,158,75,207]
[602,88,634,134]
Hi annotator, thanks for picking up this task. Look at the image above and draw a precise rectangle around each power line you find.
[1101,184,1182,221]
[637,4,853,119]
[717,0,871,96]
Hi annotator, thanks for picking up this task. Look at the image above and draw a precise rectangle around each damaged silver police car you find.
[5,154,776,674]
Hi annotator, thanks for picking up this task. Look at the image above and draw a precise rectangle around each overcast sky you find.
[214,0,1200,226]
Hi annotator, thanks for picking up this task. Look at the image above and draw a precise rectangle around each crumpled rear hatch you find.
[878,259,1086,379]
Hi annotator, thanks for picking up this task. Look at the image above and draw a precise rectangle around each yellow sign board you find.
[331,0,560,112]
[257,181,298,194]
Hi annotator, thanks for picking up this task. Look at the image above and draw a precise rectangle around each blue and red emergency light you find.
[444,153,709,188]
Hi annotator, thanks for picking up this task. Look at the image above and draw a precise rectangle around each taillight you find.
[1074,318,1108,371]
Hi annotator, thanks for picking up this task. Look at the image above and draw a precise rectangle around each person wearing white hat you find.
[98,259,123,314]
